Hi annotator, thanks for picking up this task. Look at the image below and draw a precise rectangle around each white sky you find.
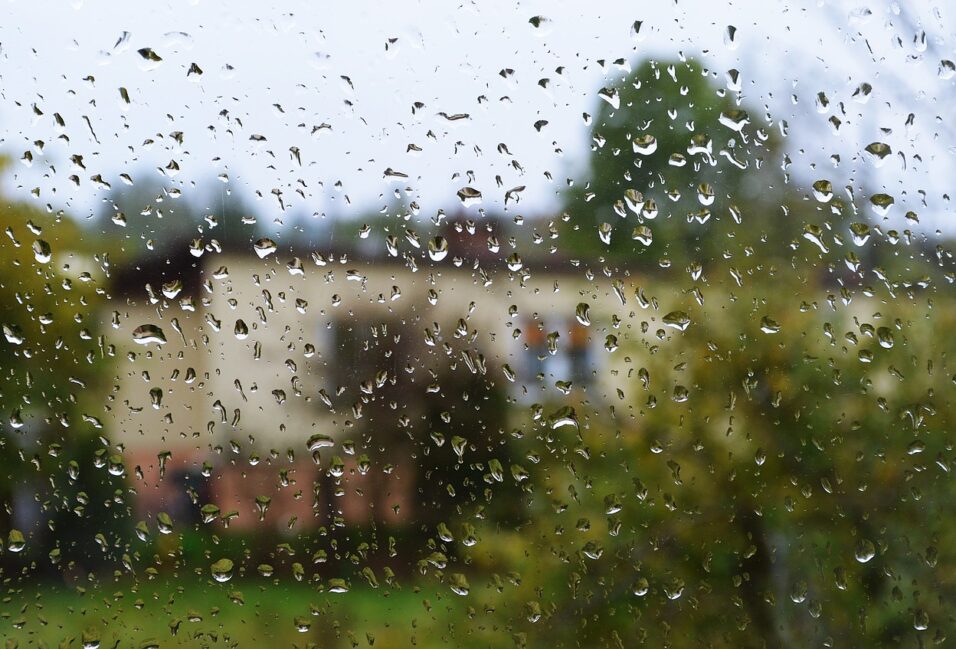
[0,0,953,232]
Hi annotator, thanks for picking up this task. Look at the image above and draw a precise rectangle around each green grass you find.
[0,577,474,648]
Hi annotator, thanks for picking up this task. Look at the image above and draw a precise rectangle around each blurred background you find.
[0,1,955,646]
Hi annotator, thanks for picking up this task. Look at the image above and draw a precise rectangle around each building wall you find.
[103,252,637,529]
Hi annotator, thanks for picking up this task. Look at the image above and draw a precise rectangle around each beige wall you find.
[105,253,637,456]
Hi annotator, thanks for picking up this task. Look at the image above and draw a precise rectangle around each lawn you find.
[1,577,474,648]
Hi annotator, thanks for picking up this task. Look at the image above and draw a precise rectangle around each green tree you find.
[563,58,806,272]
[404,58,956,648]
[0,158,127,572]
[430,262,956,648]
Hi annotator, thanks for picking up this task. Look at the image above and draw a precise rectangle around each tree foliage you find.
[0,158,127,571]
[563,58,811,271]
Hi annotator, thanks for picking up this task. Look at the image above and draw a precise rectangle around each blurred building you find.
[103,220,629,533]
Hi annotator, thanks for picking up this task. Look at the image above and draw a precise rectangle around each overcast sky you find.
[0,0,952,233]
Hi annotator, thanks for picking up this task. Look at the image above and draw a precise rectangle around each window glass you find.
[0,2,954,646]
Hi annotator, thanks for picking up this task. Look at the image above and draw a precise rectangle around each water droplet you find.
[854,539,876,563]
[7,529,26,553]
[307,433,335,452]
[869,193,895,216]
[852,82,872,103]
[245,237,277,261]
[132,324,167,345]
[255,495,271,520]
[427,236,448,261]
[726,68,742,91]
[632,134,658,155]
[864,142,892,166]
[385,235,399,257]
[724,25,738,49]
[157,512,174,534]
[629,20,645,41]
[137,48,163,71]
[32,239,51,263]
[760,316,781,334]
[575,303,591,326]
[457,186,482,207]
[877,327,894,349]
[812,179,833,202]
[624,188,644,213]
[662,311,691,332]
[940,60,956,79]
[81,632,101,649]
[803,224,829,253]
[210,558,234,583]
[200,504,220,524]
[3,324,25,345]
[449,573,470,596]
[502,364,516,382]
[598,222,613,245]
[137,47,162,62]
[849,222,870,246]
[327,578,349,593]
[161,279,183,299]
[632,225,653,246]
[597,87,620,109]
[580,540,603,560]
[688,208,711,224]
[718,109,749,132]
[548,406,578,430]
[663,577,685,600]
[789,580,808,603]
[528,15,552,35]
